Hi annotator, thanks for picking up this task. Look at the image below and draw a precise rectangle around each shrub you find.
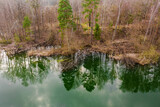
[109,21,114,28]
[140,46,160,63]
[25,36,31,42]
[14,34,21,43]
[0,39,12,44]
[81,23,91,31]
[138,35,145,44]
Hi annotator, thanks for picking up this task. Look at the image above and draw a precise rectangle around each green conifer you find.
[82,0,101,42]
[94,23,101,40]
[58,0,75,39]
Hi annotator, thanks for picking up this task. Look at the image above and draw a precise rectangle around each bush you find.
[81,23,91,31]
[25,36,31,42]
[0,39,12,44]
[140,46,160,63]
[138,35,145,44]
[14,34,21,43]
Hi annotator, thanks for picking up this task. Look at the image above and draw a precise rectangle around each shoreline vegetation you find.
[1,0,160,66]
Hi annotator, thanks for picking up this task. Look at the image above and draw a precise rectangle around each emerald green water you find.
[0,50,160,107]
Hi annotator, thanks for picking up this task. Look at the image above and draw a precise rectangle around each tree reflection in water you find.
[61,53,118,92]
[120,63,160,93]
[3,54,50,86]
[61,53,160,93]
[1,51,160,93]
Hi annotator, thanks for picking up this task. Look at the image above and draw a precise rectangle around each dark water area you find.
[0,50,160,107]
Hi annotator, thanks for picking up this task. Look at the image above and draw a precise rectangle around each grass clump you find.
[140,46,160,63]
[25,36,31,42]
[0,39,12,44]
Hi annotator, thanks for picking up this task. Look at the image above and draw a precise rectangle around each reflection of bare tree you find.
[60,50,92,72]
[1,50,160,93]
[61,53,160,93]
[3,55,50,87]
[61,60,78,72]
[61,53,118,92]
[120,64,160,93]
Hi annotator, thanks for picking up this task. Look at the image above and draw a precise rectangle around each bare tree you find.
[112,0,123,41]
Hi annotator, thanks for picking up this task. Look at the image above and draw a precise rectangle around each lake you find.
[0,50,160,107]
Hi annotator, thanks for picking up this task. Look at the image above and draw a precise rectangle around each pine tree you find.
[23,16,32,36]
[58,0,75,40]
[23,16,31,30]
[94,23,101,40]
[82,0,100,43]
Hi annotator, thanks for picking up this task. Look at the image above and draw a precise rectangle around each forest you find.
[1,1,160,107]
[0,0,160,65]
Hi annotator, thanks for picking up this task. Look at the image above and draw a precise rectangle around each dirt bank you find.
[1,39,160,66]
[26,39,159,66]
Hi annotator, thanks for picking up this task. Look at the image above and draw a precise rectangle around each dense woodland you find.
[0,0,160,65]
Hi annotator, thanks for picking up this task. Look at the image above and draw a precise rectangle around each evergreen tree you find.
[82,0,100,43]
[23,16,31,30]
[23,16,32,37]
[58,0,75,40]
[94,23,101,40]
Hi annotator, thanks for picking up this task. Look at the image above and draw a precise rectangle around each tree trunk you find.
[66,30,70,51]
[89,14,91,27]
[112,0,123,41]
[90,12,94,45]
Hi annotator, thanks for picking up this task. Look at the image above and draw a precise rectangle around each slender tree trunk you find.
[144,2,160,42]
[66,30,70,51]
[112,0,123,41]
[89,13,91,27]
[35,9,41,38]
[90,12,94,44]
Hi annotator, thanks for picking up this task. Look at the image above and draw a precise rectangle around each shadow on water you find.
[0,50,160,93]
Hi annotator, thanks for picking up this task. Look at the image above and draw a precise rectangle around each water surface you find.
[0,50,160,107]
